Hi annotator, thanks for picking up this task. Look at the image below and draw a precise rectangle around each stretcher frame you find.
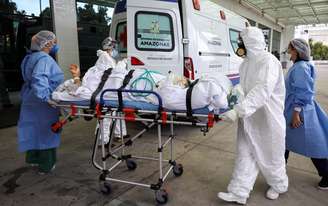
[52,89,219,204]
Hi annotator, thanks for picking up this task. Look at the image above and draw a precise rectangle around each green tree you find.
[322,46,328,60]
[78,3,97,23]
[77,3,110,25]
[309,38,313,51]
[97,6,111,25]
[40,7,52,18]
[309,38,328,60]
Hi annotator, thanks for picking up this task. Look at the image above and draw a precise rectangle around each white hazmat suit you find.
[219,27,288,203]
[95,50,127,143]
[92,50,127,143]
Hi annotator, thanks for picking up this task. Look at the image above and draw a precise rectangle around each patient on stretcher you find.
[52,50,232,112]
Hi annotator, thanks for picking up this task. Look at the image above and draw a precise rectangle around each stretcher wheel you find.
[100,181,111,195]
[126,159,137,170]
[83,109,93,121]
[173,164,183,177]
[155,189,168,204]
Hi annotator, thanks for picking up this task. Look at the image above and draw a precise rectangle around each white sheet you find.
[156,73,231,111]
[52,54,231,111]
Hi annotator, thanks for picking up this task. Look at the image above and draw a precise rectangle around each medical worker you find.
[218,26,288,204]
[284,38,328,190]
[96,37,128,144]
[18,31,78,174]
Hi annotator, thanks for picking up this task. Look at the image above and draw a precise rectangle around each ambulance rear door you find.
[126,0,184,75]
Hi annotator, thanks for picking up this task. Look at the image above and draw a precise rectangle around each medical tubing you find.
[130,77,153,97]
[130,70,161,97]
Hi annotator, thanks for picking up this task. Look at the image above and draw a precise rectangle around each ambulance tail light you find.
[184,57,195,80]
[131,56,144,66]
[193,0,200,11]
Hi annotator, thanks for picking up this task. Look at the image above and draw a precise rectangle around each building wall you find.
[281,25,295,52]
[281,25,295,69]
[213,0,283,32]
[296,25,328,46]
[213,0,297,54]
[309,30,328,46]
[52,0,80,78]
[52,0,114,77]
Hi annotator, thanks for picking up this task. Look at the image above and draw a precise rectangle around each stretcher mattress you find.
[58,100,220,115]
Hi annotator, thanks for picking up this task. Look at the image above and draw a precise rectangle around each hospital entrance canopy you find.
[239,0,328,26]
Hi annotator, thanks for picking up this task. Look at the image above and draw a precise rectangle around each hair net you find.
[30,30,56,51]
[290,38,310,61]
[102,37,117,50]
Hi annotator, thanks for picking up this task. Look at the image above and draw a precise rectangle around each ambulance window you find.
[116,22,127,53]
[135,11,174,51]
[229,29,240,53]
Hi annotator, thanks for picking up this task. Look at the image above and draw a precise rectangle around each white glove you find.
[232,84,245,103]
[220,109,238,122]
[48,99,58,108]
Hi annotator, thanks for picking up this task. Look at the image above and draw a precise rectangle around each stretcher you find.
[52,89,222,204]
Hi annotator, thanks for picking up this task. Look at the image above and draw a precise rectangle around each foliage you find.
[309,38,328,60]
[77,3,111,25]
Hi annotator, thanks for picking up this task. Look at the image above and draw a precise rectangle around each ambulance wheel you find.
[126,159,137,170]
[155,189,168,204]
[100,182,111,195]
[173,164,183,177]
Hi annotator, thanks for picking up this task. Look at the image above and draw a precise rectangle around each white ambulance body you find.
[110,0,248,84]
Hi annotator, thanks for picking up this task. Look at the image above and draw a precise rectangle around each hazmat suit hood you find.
[240,27,266,58]
[95,50,116,71]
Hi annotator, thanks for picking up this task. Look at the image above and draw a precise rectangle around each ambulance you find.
[110,0,248,84]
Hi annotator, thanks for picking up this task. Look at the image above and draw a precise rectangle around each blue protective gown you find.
[285,60,328,158]
[17,51,64,152]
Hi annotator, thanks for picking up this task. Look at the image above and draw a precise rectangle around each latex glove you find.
[69,64,80,78]
[220,109,238,122]
[232,84,245,102]
[228,84,245,109]
[48,99,58,108]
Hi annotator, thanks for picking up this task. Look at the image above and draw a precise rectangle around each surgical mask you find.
[236,37,246,57]
[49,44,60,56]
[111,48,119,60]
[287,53,292,61]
